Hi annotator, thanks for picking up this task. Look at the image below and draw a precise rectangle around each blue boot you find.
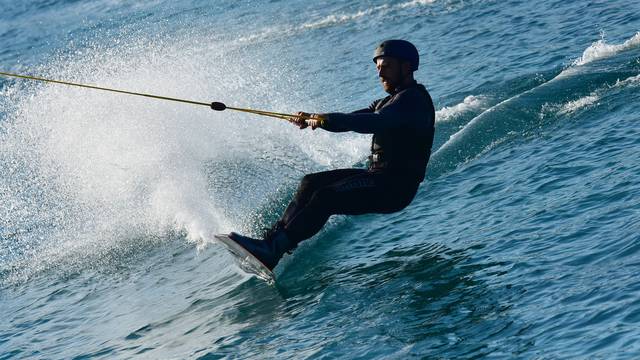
[228,229,295,270]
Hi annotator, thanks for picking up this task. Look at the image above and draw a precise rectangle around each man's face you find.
[376,56,404,94]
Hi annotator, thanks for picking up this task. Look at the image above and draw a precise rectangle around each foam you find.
[614,73,640,87]
[436,95,486,122]
[572,32,640,67]
[301,5,390,30]
[552,73,640,116]
[300,0,437,30]
[557,94,600,115]
[398,0,436,9]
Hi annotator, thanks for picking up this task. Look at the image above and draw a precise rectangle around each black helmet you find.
[373,39,419,71]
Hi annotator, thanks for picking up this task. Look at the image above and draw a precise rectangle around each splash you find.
[0,31,366,284]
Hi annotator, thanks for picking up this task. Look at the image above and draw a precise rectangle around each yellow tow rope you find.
[0,71,318,122]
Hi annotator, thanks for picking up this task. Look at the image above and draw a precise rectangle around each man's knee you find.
[306,187,336,212]
[298,173,323,193]
[299,174,314,188]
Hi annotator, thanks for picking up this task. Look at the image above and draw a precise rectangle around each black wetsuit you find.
[278,81,435,243]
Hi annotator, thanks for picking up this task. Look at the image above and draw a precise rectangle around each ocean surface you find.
[1,0,640,358]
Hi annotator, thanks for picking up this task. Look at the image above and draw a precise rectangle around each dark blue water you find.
[1,0,640,358]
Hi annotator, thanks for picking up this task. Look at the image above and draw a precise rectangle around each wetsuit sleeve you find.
[349,99,380,114]
[350,108,374,114]
[321,92,423,134]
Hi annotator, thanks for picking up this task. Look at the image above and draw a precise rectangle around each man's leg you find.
[226,169,368,270]
[227,169,417,270]
[283,171,417,243]
[278,168,367,227]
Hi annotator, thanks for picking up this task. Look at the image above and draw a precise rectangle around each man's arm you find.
[309,99,380,132]
[349,99,380,114]
[291,99,381,131]
[319,93,421,134]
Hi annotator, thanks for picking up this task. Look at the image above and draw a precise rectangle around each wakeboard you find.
[214,234,275,284]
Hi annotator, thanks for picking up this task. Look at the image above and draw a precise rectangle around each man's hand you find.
[289,112,326,130]
[305,115,325,130]
[289,112,310,129]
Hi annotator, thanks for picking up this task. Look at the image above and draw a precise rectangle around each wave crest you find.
[572,32,640,66]
[436,95,486,122]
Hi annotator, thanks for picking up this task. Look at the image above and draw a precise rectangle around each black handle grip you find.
[211,102,226,111]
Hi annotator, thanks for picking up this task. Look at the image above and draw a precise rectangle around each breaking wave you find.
[572,31,640,66]
[436,95,487,122]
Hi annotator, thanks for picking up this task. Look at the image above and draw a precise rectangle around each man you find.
[227,39,436,271]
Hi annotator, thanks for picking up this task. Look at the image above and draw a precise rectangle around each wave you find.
[572,31,640,66]
[614,73,640,87]
[236,0,437,44]
[556,94,600,115]
[436,95,487,122]
[398,0,436,9]
[540,72,640,117]
[428,32,640,178]
[300,5,391,31]
[296,0,438,31]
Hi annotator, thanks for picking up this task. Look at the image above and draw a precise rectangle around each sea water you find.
[1,0,639,358]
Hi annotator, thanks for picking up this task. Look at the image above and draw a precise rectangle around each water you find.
[1,0,639,358]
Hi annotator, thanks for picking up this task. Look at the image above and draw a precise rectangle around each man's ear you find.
[401,61,413,77]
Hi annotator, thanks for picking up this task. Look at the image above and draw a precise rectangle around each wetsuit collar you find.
[392,80,418,95]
